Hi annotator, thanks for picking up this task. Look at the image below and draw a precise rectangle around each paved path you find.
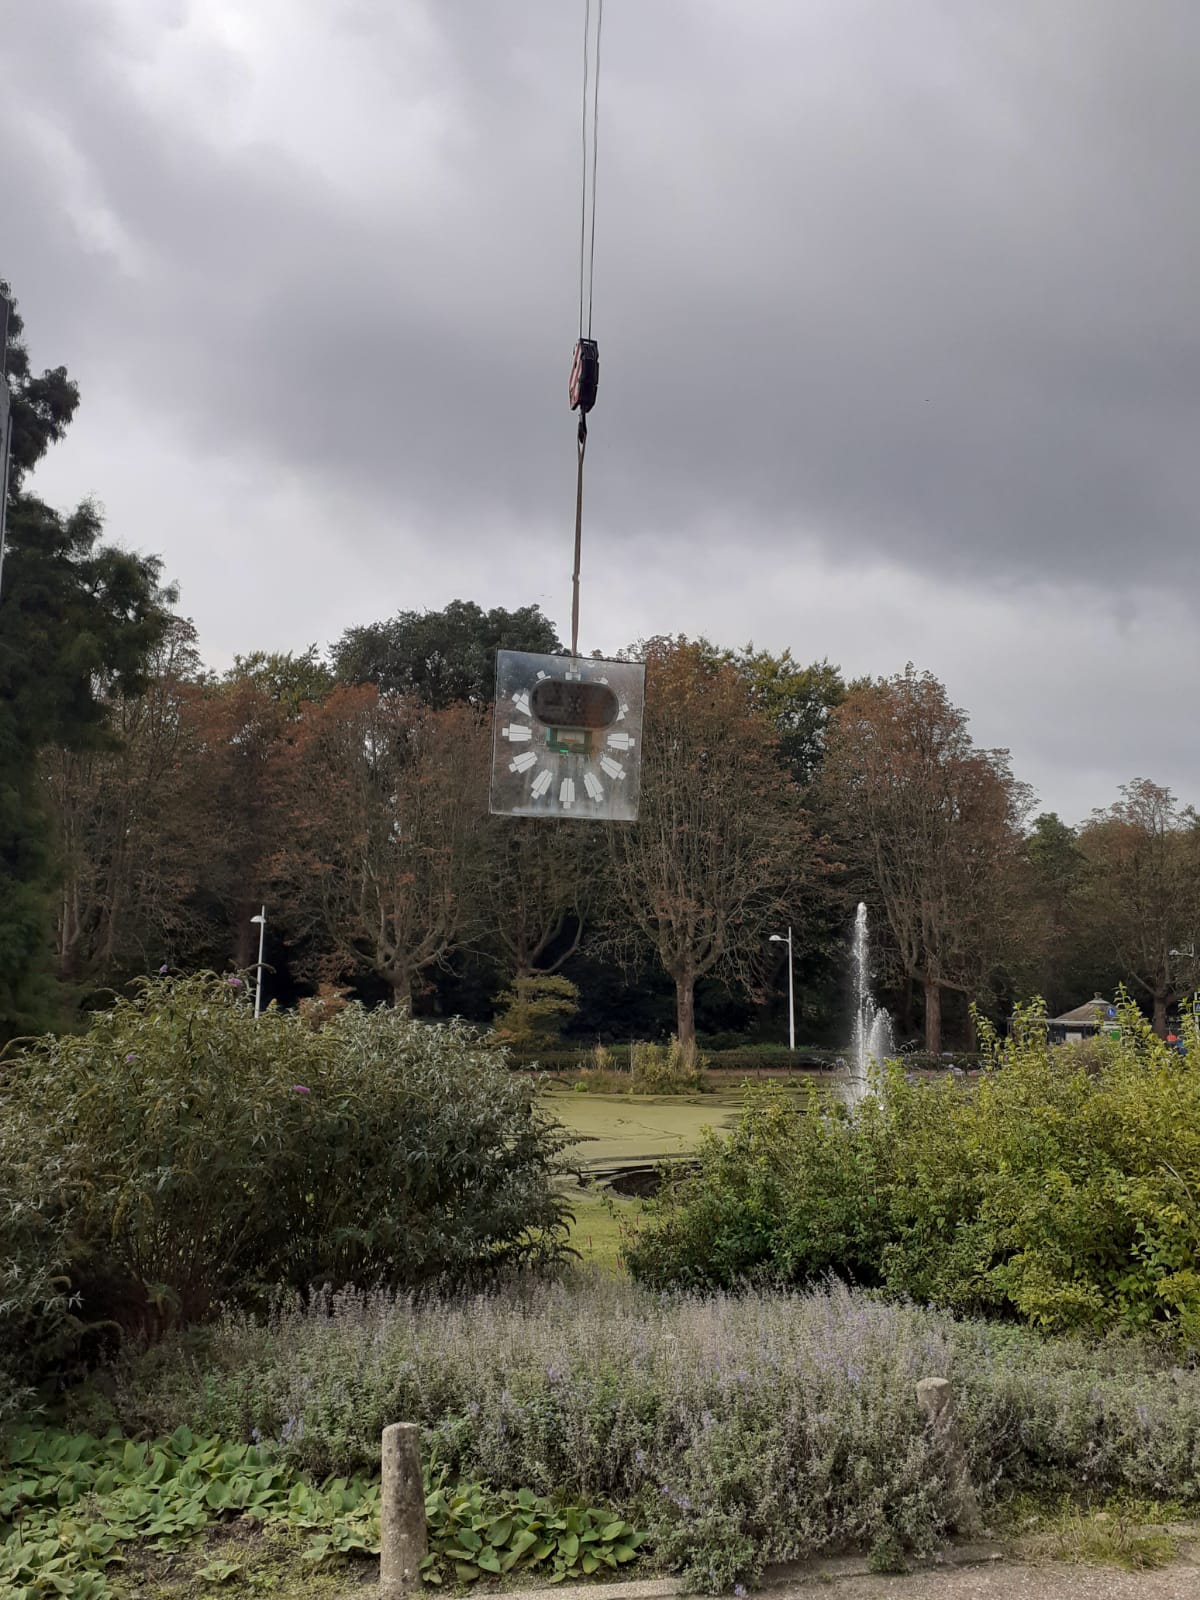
[780,1561,1199,1598]
[498,1549,1200,1600]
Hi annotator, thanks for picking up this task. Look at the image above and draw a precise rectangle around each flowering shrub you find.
[77,1280,1200,1591]
[0,975,571,1403]
[626,998,1200,1340]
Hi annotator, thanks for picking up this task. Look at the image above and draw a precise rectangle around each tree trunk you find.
[1153,990,1168,1037]
[390,969,413,1012]
[924,977,942,1055]
[675,972,697,1065]
[901,979,915,1041]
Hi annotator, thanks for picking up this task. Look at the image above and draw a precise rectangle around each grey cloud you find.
[6,1,1200,595]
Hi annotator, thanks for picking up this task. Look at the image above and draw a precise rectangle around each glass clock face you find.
[489,650,645,822]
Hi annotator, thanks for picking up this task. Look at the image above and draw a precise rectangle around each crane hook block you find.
[569,338,599,414]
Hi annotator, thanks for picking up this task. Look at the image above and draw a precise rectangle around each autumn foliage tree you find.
[605,638,816,1062]
[280,686,489,1007]
[1074,780,1200,1035]
[44,618,205,983]
[480,817,601,981]
[821,666,1033,1051]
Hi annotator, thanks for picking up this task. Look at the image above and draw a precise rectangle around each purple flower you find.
[292,1085,310,1094]
[159,964,169,974]
[125,1052,137,1063]
[228,976,244,988]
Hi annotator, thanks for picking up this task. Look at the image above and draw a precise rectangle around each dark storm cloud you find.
[5,0,1200,588]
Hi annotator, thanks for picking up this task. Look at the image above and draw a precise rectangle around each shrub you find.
[626,997,1200,1340]
[490,975,580,1051]
[75,1280,1200,1591]
[0,975,571,1400]
[631,1038,707,1095]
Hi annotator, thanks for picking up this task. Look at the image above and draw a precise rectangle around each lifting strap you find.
[568,0,603,660]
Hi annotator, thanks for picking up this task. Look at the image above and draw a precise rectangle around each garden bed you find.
[59,1280,1200,1594]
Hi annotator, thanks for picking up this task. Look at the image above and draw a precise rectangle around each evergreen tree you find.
[0,283,173,1040]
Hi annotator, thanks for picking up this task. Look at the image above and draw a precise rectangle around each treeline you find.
[4,283,1200,1052]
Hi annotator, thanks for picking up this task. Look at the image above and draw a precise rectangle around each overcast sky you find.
[6,0,1200,822]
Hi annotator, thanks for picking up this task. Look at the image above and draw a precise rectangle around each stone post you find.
[915,1377,981,1536]
[380,1423,426,1595]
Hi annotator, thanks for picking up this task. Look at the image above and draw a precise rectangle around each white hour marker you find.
[583,772,604,801]
[607,732,634,751]
[559,778,576,806]
[502,723,532,742]
[512,691,531,716]
[509,750,537,773]
[600,755,626,780]
[531,768,553,798]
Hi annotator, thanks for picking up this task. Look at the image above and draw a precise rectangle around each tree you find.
[490,974,580,1050]
[732,649,846,787]
[1,285,173,1039]
[605,637,816,1062]
[1019,811,1102,1013]
[820,666,1034,1052]
[331,599,560,707]
[44,618,205,983]
[1,282,79,495]
[480,817,601,981]
[226,645,333,713]
[1074,780,1200,1034]
[279,685,489,1006]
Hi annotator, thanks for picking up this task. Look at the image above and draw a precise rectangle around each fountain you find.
[846,902,893,1108]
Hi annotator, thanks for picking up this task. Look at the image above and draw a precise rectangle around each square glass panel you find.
[490,650,645,822]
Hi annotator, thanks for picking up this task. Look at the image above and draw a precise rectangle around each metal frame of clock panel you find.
[489,649,645,822]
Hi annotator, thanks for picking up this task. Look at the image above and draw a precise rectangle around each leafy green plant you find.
[0,1427,644,1600]
[422,1470,642,1585]
[626,996,1200,1339]
[0,974,572,1400]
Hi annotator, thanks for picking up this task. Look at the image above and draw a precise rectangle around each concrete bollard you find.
[380,1423,427,1596]
[915,1377,982,1536]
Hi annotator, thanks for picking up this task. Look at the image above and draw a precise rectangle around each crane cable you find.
[570,0,603,660]
[579,0,602,343]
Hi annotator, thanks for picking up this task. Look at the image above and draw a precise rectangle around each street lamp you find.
[250,907,267,1018]
[1170,946,1197,1036]
[769,928,795,1052]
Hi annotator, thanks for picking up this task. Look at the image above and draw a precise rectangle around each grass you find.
[1007,1497,1190,1571]
[562,1181,640,1272]
[543,1086,742,1171]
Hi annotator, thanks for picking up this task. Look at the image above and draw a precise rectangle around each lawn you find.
[542,1085,752,1167]
[543,1087,742,1272]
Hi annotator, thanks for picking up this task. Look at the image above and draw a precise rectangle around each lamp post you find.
[769,928,795,1052]
[250,907,267,1018]
[1170,944,1197,1040]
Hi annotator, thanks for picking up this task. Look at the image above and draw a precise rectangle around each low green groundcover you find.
[0,1428,643,1600]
